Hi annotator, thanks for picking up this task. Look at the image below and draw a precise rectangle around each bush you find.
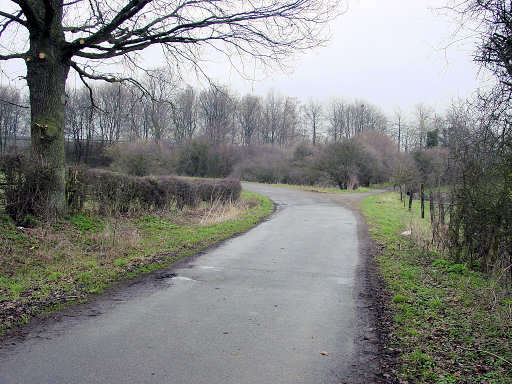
[67,165,89,213]
[318,140,372,189]
[231,146,290,184]
[65,167,241,215]
[196,178,242,203]
[0,154,59,225]
[176,139,239,178]
[107,142,176,176]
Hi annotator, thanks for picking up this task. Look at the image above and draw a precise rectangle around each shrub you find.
[156,176,199,209]
[176,139,211,177]
[107,142,176,176]
[65,167,240,214]
[176,139,240,178]
[0,154,59,225]
[67,165,89,213]
[196,178,242,203]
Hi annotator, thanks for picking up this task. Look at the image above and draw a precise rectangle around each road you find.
[0,184,379,384]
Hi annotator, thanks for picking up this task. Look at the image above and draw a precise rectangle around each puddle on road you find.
[172,276,196,282]
[197,266,222,271]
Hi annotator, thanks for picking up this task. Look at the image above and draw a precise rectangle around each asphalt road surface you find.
[0,184,378,384]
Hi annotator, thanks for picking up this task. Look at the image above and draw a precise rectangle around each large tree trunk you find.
[25,10,70,217]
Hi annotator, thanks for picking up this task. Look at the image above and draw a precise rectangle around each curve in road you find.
[0,184,377,384]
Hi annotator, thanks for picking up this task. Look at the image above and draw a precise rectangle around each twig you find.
[459,345,512,367]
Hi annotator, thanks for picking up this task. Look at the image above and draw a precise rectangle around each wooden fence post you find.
[420,183,425,219]
[438,189,445,224]
[429,190,435,225]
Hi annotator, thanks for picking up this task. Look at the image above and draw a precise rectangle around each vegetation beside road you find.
[244,181,391,194]
[0,190,273,334]
[362,192,512,383]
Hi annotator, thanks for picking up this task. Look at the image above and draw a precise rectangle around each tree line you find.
[2,73,457,164]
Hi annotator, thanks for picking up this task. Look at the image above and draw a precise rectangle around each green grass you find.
[0,189,274,332]
[244,181,391,194]
[361,192,512,383]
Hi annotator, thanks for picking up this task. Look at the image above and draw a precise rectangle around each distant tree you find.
[279,97,300,146]
[199,85,236,145]
[303,100,323,146]
[65,88,94,163]
[172,86,198,145]
[327,99,346,143]
[96,84,127,144]
[141,68,176,143]
[426,129,439,148]
[392,109,406,152]
[238,94,262,146]
[320,140,367,189]
[261,91,284,146]
[414,103,433,149]
[0,86,24,153]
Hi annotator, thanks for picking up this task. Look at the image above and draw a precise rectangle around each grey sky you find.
[1,0,483,117]
[192,0,483,115]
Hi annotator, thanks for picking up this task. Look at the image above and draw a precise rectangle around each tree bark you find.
[25,7,70,216]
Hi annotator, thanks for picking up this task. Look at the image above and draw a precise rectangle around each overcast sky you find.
[191,0,485,116]
[1,0,485,118]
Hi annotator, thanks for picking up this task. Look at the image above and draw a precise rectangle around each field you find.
[244,181,392,194]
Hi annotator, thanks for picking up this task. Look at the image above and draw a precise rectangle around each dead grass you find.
[92,220,142,259]
[199,199,249,226]
[405,216,433,252]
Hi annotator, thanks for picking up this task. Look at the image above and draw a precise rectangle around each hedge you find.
[0,155,242,222]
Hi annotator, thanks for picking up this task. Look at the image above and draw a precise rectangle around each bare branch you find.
[0,97,29,109]
[67,0,152,54]
[0,52,26,60]
[70,60,155,99]
[0,10,27,27]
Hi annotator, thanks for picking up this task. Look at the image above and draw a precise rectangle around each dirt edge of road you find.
[332,192,399,384]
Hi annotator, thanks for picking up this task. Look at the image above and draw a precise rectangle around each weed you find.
[393,294,407,303]
[113,259,128,267]
[69,214,104,232]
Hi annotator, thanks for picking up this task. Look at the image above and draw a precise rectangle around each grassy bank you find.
[0,190,274,333]
[361,192,512,383]
[244,181,391,194]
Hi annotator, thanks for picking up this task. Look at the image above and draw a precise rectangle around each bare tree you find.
[0,0,340,215]
[0,86,24,153]
[303,100,322,146]
[142,68,176,143]
[414,103,433,149]
[261,91,283,146]
[238,94,262,146]
[65,87,94,163]
[96,84,128,144]
[199,84,236,145]
[172,86,197,144]
[279,96,300,146]
[327,98,345,143]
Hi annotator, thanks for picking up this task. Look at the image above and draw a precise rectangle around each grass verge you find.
[361,192,512,383]
[244,181,391,194]
[0,190,274,333]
